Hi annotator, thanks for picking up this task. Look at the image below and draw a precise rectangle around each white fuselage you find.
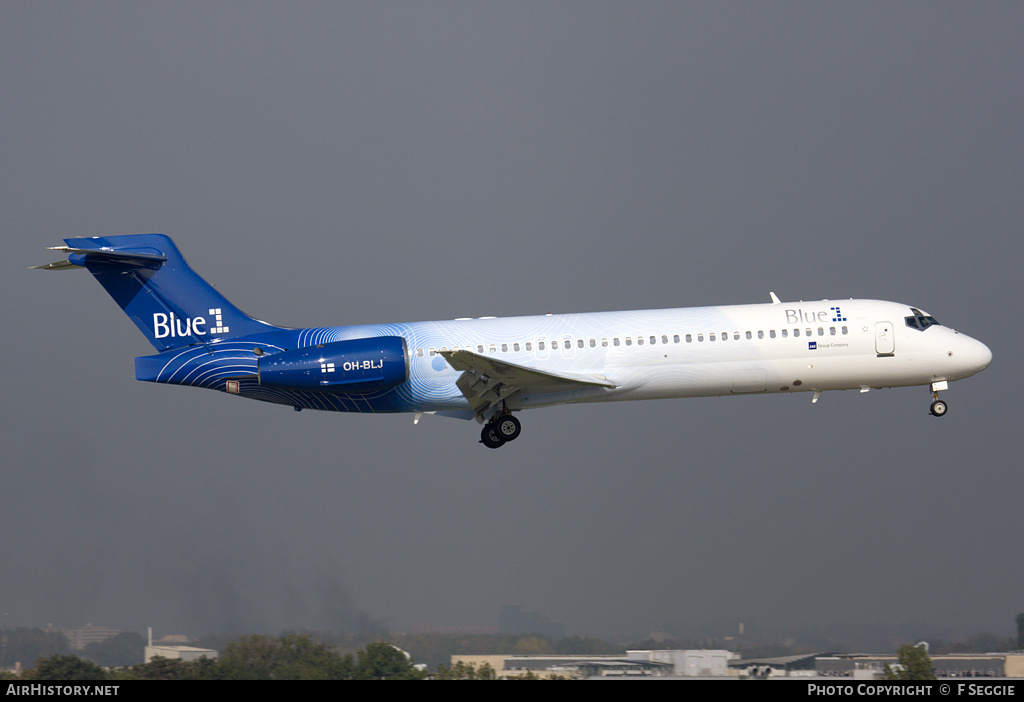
[380,298,991,413]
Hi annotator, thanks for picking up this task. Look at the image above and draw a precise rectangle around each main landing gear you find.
[480,412,521,449]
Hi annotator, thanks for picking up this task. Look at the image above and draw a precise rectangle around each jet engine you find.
[258,336,409,394]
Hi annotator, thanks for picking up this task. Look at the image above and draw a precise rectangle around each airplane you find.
[37,234,992,448]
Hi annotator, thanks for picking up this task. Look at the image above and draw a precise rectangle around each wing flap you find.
[439,349,615,420]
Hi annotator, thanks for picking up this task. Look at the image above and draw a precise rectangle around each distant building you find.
[728,653,827,678]
[143,628,217,663]
[56,626,120,650]
[637,649,741,677]
[454,650,1024,679]
[817,652,1024,679]
[453,649,739,678]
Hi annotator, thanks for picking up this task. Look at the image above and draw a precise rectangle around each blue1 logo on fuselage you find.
[785,307,847,324]
[152,309,229,339]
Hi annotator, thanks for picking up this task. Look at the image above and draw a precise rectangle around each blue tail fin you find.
[44,234,282,351]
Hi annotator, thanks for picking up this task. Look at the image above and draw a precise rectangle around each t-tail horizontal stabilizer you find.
[36,234,281,351]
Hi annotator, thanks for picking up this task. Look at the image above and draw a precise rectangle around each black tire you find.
[481,424,506,448]
[495,415,522,441]
[930,400,948,417]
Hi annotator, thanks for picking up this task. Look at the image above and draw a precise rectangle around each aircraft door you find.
[875,321,895,356]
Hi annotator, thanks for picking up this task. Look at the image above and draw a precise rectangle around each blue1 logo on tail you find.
[37,235,992,448]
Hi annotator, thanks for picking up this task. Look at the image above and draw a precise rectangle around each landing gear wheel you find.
[495,415,521,442]
[930,399,948,417]
[480,424,506,449]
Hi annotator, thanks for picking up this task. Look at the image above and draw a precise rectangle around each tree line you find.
[6,636,424,680]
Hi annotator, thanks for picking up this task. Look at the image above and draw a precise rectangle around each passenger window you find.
[578,339,585,348]
[637,337,644,346]
[416,348,424,357]
[697,334,704,342]
[769,330,776,339]
[589,338,596,348]
[781,330,788,338]
[673,334,680,343]
[758,330,764,339]
[829,327,836,336]
[514,342,520,352]
[526,342,533,351]
[745,331,752,340]
[613,338,620,346]
[625,337,633,346]
[601,338,608,347]
[552,340,559,350]
[842,326,848,335]
[709,333,716,341]
[501,343,508,352]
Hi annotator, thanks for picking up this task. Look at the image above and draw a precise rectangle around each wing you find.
[438,349,616,421]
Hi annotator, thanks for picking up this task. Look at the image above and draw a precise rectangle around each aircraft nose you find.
[954,335,992,376]
[973,339,993,372]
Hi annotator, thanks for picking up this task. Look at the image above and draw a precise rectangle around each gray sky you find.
[2,2,1021,642]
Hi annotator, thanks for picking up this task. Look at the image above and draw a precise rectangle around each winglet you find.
[769,291,781,304]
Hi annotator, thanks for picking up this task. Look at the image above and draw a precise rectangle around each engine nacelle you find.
[258,336,409,394]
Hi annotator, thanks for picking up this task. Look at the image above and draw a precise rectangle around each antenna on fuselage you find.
[769,291,781,304]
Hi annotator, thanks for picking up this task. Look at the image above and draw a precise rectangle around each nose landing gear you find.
[929,381,948,417]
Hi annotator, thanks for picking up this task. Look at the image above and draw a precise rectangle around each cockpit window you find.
[905,307,940,331]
